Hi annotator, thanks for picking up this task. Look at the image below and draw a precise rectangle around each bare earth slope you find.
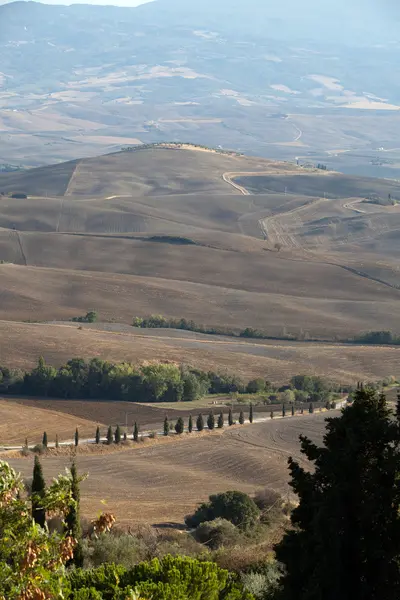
[0,146,399,378]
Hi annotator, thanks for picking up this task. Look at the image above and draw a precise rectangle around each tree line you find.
[132,315,400,347]
[0,357,346,405]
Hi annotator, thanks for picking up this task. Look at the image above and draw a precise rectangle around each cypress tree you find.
[197,413,204,432]
[301,407,304,415]
[228,408,234,426]
[123,431,127,442]
[275,388,400,600]
[74,427,79,447]
[239,410,245,425]
[25,438,28,449]
[133,422,139,442]
[217,412,224,428]
[95,426,100,445]
[249,403,254,423]
[188,415,193,433]
[309,402,314,414]
[175,417,184,435]
[282,405,286,417]
[42,431,48,448]
[31,455,46,528]
[106,425,113,445]
[207,412,215,430]
[270,410,274,419]
[291,405,295,416]
[55,434,59,449]
[65,461,83,568]
[114,424,121,444]
[164,416,169,436]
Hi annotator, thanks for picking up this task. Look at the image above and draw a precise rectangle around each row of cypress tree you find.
[35,402,319,450]
[163,405,254,435]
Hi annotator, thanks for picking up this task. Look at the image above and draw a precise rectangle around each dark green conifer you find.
[249,403,254,423]
[55,434,59,449]
[197,413,204,432]
[164,416,169,436]
[188,415,193,433]
[133,422,139,442]
[95,426,100,445]
[276,388,400,600]
[65,461,83,568]
[175,417,184,435]
[228,408,234,426]
[106,425,113,445]
[282,405,286,417]
[239,410,245,425]
[291,405,295,416]
[309,402,314,414]
[114,424,121,444]
[32,455,46,528]
[42,431,48,448]
[74,427,79,447]
[207,412,215,430]
[217,412,224,428]
[270,410,274,419]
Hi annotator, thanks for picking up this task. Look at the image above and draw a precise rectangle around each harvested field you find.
[8,412,332,526]
[10,397,188,437]
[0,399,98,446]
[1,320,400,383]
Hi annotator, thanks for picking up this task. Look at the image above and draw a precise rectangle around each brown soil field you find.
[9,397,188,440]
[0,320,399,383]
[0,399,99,446]
[8,412,331,526]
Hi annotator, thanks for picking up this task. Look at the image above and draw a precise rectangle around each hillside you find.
[0,146,398,384]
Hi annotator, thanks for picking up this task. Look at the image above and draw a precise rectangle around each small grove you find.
[0,356,349,404]
[1,388,400,599]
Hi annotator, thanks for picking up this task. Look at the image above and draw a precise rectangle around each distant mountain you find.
[1,0,400,172]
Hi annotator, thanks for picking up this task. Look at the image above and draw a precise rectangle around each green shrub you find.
[69,556,253,600]
[82,533,148,569]
[185,491,260,530]
[194,518,241,549]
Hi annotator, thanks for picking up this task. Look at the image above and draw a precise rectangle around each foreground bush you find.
[68,555,254,600]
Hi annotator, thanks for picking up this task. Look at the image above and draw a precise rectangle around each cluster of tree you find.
[288,374,347,403]
[316,163,328,170]
[0,357,272,402]
[352,330,400,345]
[132,314,299,341]
[72,310,98,323]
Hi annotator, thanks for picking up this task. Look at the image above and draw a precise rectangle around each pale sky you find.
[3,0,152,5]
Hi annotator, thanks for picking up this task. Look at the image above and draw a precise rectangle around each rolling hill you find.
[0,144,399,384]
